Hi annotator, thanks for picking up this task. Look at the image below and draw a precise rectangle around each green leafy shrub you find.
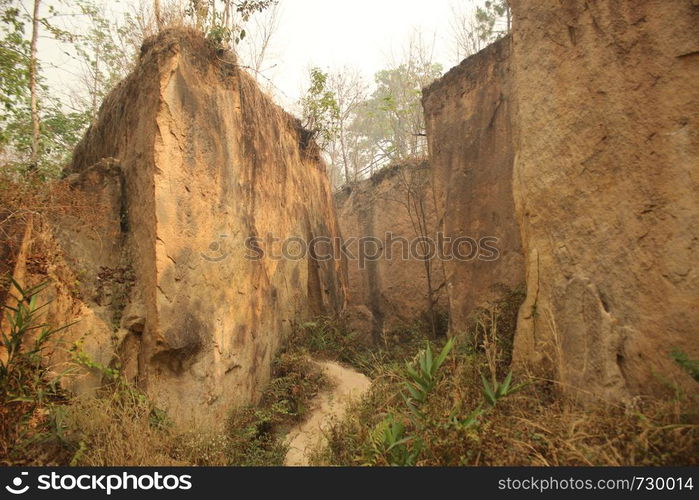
[366,414,419,466]
[671,350,699,382]
[0,279,72,464]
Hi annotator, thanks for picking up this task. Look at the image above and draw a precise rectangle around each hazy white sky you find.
[32,0,481,111]
[267,0,474,105]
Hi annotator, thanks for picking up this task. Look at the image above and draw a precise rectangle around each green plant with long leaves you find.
[402,338,455,422]
[481,370,527,408]
[366,339,454,466]
[441,371,527,434]
[365,414,420,467]
[1,279,71,404]
[365,338,529,465]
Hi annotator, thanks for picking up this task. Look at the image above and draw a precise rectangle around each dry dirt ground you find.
[284,360,371,466]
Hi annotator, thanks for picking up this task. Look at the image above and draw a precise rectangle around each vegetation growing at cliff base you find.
[300,288,698,466]
[0,280,327,465]
[1,0,697,470]
[314,356,699,466]
[309,351,697,466]
[1,280,696,466]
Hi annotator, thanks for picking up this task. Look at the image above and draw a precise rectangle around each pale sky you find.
[30,0,481,112]
[267,0,474,106]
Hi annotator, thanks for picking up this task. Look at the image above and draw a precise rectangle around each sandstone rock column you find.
[509,0,699,401]
[58,29,347,426]
[423,38,525,336]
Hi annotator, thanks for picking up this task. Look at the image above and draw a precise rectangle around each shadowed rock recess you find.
[335,162,447,341]
[10,29,347,427]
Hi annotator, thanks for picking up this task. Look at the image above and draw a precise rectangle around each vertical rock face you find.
[2,160,128,396]
[21,29,346,426]
[335,163,447,340]
[423,38,525,336]
[509,0,699,400]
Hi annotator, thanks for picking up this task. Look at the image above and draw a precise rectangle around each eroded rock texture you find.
[423,38,525,336]
[335,163,446,340]
[509,0,699,400]
[11,29,346,426]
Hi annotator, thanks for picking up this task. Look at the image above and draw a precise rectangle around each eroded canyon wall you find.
[335,163,446,340]
[422,1,698,402]
[10,29,346,426]
[423,38,525,336]
[509,0,699,401]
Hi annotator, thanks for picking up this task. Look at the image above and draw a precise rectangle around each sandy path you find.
[284,360,371,466]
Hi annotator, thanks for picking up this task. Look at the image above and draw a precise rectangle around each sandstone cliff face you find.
[1,160,128,396]
[335,163,446,340]
[423,38,525,336]
[509,0,699,400]
[12,30,346,426]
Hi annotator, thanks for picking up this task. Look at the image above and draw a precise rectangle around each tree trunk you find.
[416,197,438,339]
[29,0,41,170]
[506,1,512,32]
[400,169,440,339]
[339,125,350,184]
[223,0,232,30]
[91,43,100,120]
[193,0,208,30]
[154,0,163,31]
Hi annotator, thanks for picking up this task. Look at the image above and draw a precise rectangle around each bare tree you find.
[449,0,484,63]
[450,0,512,64]
[317,30,442,187]
[381,163,445,338]
[237,1,281,84]
[474,0,512,46]
[191,1,276,45]
[327,67,368,185]
[117,1,190,58]
[191,0,209,30]
[154,0,163,30]
[29,0,41,169]
[377,29,442,161]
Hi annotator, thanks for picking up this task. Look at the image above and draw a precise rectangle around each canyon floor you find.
[284,360,371,466]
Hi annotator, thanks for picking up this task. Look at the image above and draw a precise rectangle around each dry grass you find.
[0,173,111,232]
[0,173,114,301]
[52,388,181,466]
[308,289,698,467]
[1,334,327,466]
[311,350,698,466]
[483,394,696,466]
